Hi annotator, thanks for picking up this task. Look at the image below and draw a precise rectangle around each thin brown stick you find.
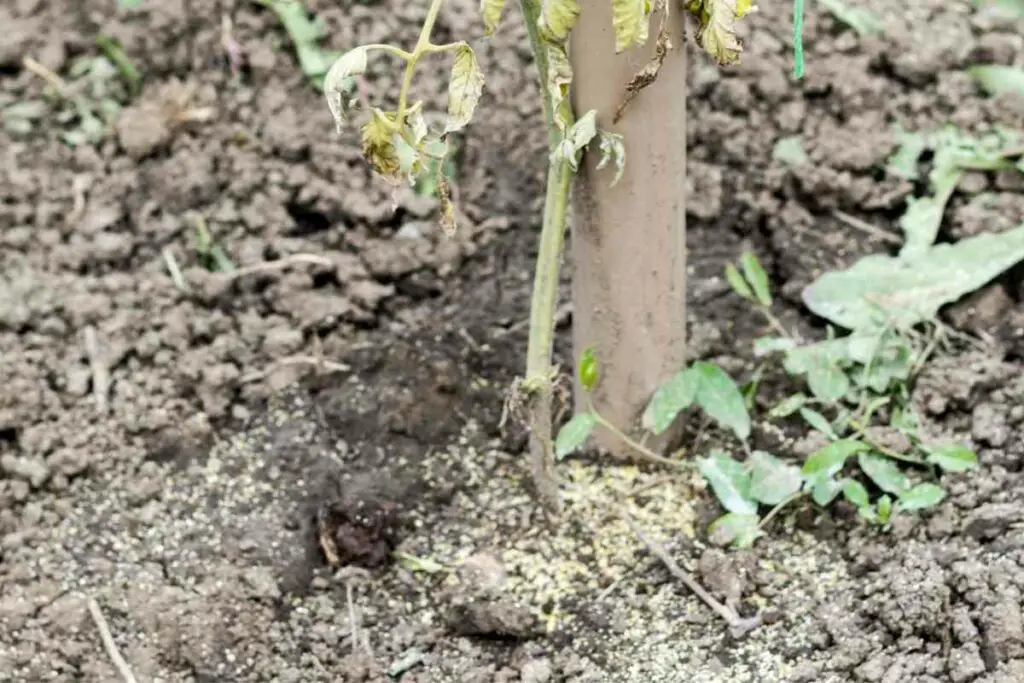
[239,356,351,384]
[83,326,110,415]
[87,598,138,683]
[225,253,336,280]
[620,512,761,638]
[22,56,72,98]
[831,209,901,246]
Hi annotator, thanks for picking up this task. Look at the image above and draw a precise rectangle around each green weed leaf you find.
[802,439,868,482]
[555,412,597,460]
[708,512,763,548]
[444,44,485,134]
[857,452,911,496]
[642,367,699,434]
[697,450,756,515]
[969,64,1024,98]
[799,407,838,440]
[753,336,796,357]
[899,167,961,260]
[877,495,893,524]
[693,362,751,441]
[887,130,927,180]
[807,359,850,404]
[896,483,946,512]
[612,0,651,53]
[748,451,802,505]
[819,0,884,36]
[260,0,341,86]
[769,393,806,418]
[802,222,1024,331]
[841,478,870,509]
[811,477,843,506]
[480,0,507,35]
[740,251,771,306]
[725,262,754,301]
[925,444,978,473]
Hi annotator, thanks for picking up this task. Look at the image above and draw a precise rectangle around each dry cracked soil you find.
[3,0,1024,681]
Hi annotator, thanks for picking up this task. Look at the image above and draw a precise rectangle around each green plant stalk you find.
[517,0,575,513]
[397,0,446,123]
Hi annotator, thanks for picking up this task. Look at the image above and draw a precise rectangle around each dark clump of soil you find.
[2,0,1024,681]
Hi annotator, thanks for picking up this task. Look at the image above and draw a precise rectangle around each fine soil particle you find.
[2,0,1024,681]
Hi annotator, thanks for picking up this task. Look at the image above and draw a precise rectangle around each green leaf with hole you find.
[693,362,751,441]
[802,222,1024,331]
[841,478,870,509]
[555,412,596,460]
[896,483,946,512]
[741,251,771,306]
[857,452,911,495]
[799,407,838,440]
[748,451,802,505]
[969,64,1024,98]
[925,444,978,473]
[708,512,763,548]
[697,450,756,515]
[725,262,754,301]
[642,367,699,434]
[802,439,868,481]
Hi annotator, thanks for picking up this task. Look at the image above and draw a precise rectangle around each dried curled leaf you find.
[444,43,485,134]
[324,47,368,132]
[538,0,581,43]
[438,172,457,237]
[612,0,652,53]
[546,43,574,131]
[596,131,626,185]
[552,109,598,169]
[615,0,671,122]
[480,0,507,35]
[687,0,756,66]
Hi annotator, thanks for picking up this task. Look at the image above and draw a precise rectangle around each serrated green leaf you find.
[802,439,867,481]
[740,251,771,306]
[969,64,1024,98]
[697,450,756,515]
[896,483,946,512]
[480,0,506,35]
[707,512,763,548]
[693,362,751,441]
[596,130,626,186]
[444,44,485,134]
[841,478,870,509]
[748,451,802,505]
[642,367,699,434]
[725,262,754,301]
[857,452,911,496]
[538,0,581,43]
[925,444,978,473]
[799,407,838,440]
[324,47,368,131]
[555,412,597,460]
[769,393,806,418]
[612,0,651,53]
[772,136,809,166]
[802,222,1024,331]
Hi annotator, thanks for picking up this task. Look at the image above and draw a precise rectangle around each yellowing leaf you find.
[538,0,581,43]
[444,44,485,134]
[612,0,651,53]
[690,0,756,66]
[480,0,507,35]
[324,47,368,132]
[361,109,400,176]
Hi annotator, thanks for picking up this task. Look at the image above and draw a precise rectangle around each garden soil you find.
[2,0,1024,681]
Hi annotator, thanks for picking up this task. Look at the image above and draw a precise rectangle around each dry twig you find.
[87,597,138,683]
